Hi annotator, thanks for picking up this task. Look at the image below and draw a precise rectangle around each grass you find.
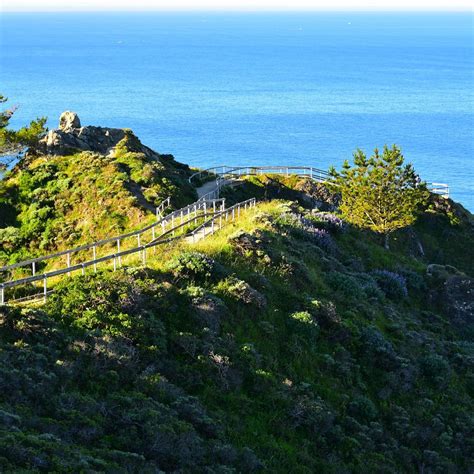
[0,195,472,472]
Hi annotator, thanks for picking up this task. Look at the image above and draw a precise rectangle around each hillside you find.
[0,113,197,265]
[0,125,473,472]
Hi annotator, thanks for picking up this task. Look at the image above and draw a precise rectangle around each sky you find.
[1,0,472,11]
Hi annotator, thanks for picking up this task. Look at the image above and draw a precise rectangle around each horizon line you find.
[2,8,473,12]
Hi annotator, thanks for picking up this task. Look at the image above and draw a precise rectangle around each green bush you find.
[372,270,408,299]
[327,271,365,300]
[168,252,217,284]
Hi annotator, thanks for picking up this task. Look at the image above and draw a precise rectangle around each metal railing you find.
[189,165,450,198]
[188,197,256,243]
[427,182,449,199]
[0,198,225,281]
[156,196,171,219]
[0,161,450,305]
[0,198,256,305]
[189,165,331,185]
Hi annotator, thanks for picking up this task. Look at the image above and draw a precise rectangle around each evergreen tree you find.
[0,94,47,159]
[330,145,429,249]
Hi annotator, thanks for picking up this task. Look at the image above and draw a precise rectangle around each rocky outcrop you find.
[294,179,340,211]
[441,275,474,325]
[427,264,474,325]
[34,111,156,158]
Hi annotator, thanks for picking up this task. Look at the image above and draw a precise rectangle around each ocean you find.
[0,12,473,210]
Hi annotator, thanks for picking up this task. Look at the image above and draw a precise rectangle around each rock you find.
[427,263,462,280]
[427,264,474,325]
[34,112,157,158]
[59,111,81,131]
[442,275,474,325]
[294,179,340,211]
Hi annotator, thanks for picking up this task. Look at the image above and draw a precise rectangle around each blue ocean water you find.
[1,12,473,210]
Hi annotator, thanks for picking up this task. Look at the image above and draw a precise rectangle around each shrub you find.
[420,354,450,381]
[46,272,167,347]
[277,211,337,253]
[169,252,217,284]
[327,272,365,300]
[361,326,400,370]
[312,228,336,252]
[220,277,267,309]
[310,212,347,233]
[310,299,341,326]
[291,311,316,326]
[289,311,320,338]
[397,267,427,292]
[0,226,22,251]
[289,392,335,436]
[348,395,378,421]
[372,270,408,299]
[355,273,384,300]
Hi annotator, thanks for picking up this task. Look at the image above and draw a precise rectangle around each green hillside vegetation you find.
[0,190,473,472]
[0,132,196,265]
[0,111,473,471]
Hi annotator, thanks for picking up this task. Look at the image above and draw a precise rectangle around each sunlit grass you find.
[8,201,280,305]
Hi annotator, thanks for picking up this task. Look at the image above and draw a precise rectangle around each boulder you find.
[442,275,474,325]
[294,179,340,211]
[34,112,156,158]
[427,264,474,325]
[58,111,81,131]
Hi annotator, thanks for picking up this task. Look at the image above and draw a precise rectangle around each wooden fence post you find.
[43,276,47,303]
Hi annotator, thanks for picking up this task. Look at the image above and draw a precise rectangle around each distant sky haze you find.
[2,0,472,12]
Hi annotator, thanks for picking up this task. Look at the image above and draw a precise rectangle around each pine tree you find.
[0,94,47,158]
[330,145,429,249]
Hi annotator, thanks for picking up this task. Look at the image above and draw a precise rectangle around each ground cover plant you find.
[0,196,472,473]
